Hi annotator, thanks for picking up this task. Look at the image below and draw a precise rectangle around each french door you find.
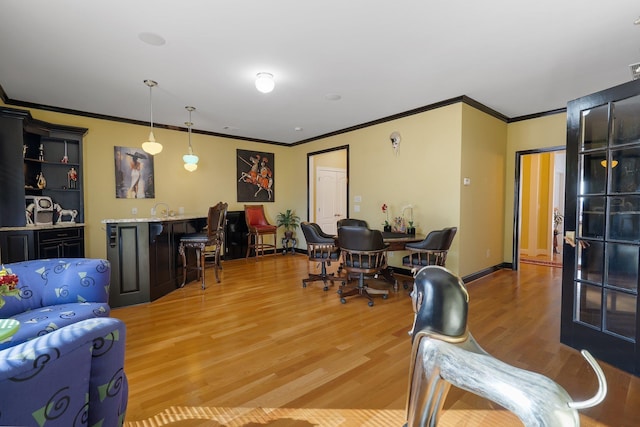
[562,79,640,375]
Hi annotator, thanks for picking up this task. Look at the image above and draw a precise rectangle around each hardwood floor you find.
[112,254,640,426]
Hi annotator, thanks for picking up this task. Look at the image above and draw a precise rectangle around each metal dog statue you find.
[405,265,607,427]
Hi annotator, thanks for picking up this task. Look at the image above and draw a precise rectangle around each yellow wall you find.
[460,104,507,276]
[1,98,567,277]
[504,113,567,262]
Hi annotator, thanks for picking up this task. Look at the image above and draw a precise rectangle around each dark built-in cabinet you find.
[106,218,206,308]
[224,210,248,259]
[562,78,640,375]
[0,107,87,263]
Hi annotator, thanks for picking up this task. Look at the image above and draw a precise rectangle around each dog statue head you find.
[409,265,469,343]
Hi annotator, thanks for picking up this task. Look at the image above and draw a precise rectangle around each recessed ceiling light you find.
[138,32,166,46]
[325,93,342,101]
[294,127,303,132]
[635,16,640,25]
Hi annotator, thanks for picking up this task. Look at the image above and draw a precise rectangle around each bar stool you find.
[244,204,277,258]
[178,202,228,288]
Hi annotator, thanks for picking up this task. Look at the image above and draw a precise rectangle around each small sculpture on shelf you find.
[38,143,44,161]
[36,172,46,189]
[61,140,69,163]
[68,167,78,189]
[54,203,78,223]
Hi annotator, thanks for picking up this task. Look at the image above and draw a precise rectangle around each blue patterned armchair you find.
[0,258,111,350]
[0,317,127,426]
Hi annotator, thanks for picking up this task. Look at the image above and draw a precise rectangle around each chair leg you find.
[339,273,389,307]
[302,261,335,291]
[198,247,206,290]
[179,242,187,288]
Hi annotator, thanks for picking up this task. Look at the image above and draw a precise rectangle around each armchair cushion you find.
[0,258,111,350]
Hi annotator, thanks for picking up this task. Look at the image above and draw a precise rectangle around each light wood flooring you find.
[112,254,640,426]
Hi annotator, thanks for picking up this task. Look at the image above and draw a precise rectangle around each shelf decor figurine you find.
[54,203,78,223]
[61,140,69,163]
[68,167,78,189]
[38,143,44,161]
[36,172,46,189]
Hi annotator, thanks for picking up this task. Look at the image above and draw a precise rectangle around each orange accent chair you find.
[245,204,278,258]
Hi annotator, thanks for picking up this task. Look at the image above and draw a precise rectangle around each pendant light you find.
[183,106,199,172]
[141,79,163,155]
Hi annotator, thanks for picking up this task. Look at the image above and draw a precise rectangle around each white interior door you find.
[316,167,346,235]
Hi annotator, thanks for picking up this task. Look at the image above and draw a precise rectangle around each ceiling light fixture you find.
[255,72,275,93]
[183,106,199,172]
[141,79,162,155]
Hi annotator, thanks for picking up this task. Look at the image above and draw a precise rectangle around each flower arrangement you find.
[381,203,389,227]
[553,208,563,231]
[402,204,414,229]
[0,266,20,309]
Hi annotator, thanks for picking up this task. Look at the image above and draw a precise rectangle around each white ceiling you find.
[1,0,639,144]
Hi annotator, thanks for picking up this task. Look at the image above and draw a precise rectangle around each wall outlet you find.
[131,207,138,215]
[354,195,362,202]
[354,205,360,212]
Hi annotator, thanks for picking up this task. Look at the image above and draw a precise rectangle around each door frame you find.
[307,145,349,222]
[513,146,565,270]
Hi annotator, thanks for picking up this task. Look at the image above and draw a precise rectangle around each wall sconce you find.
[183,106,199,172]
[255,72,275,93]
[141,79,163,155]
[600,159,619,168]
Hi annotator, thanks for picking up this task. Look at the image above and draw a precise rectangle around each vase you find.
[384,225,392,232]
[406,227,416,235]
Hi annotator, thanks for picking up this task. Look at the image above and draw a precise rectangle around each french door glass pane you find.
[606,243,639,291]
[580,105,609,150]
[576,240,604,283]
[579,153,607,194]
[605,289,636,340]
[608,195,640,241]
[611,147,640,193]
[575,282,602,328]
[612,95,640,146]
[578,196,605,239]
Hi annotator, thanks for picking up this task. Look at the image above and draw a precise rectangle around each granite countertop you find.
[0,222,85,231]
[101,214,205,224]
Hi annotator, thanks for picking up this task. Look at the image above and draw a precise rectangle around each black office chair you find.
[300,222,341,291]
[337,218,369,228]
[336,218,368,275]
[402,227,457,288]
[337,225,390,306]
[178,202,228,288]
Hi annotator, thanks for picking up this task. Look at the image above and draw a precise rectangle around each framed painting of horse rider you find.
[237,149,275,202]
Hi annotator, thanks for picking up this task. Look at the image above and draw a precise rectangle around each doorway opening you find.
[307,146,349,235]
[514,148,566,269]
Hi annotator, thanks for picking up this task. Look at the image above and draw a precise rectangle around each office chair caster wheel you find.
[337,288,343,295]
[323,286,329,291]
[340,298,347,304]
[383,294,388,300]
[302,281,307,288]
[368,301,374,307]
[403,281,409,289]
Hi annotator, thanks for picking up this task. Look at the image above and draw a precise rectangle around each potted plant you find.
[276,209,300,238]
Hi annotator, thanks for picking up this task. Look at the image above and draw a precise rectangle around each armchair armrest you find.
[0,318,127,427]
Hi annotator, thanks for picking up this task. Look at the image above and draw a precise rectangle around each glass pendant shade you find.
[142,130,162,155]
